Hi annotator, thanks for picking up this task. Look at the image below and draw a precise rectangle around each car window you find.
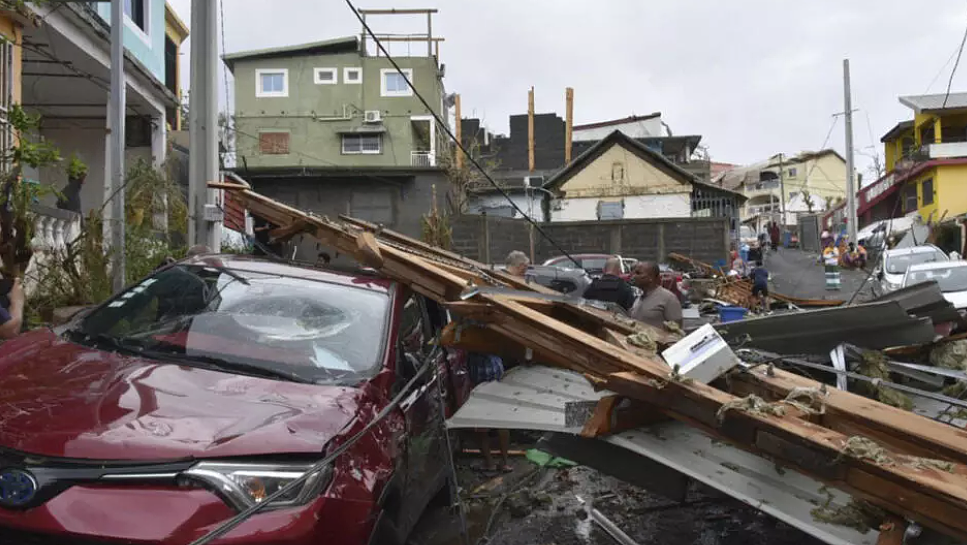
[399,293,431,359]
[886,249,946,274]
[580,258,608,274]
[906,267,967,293]
[74,265,390,384]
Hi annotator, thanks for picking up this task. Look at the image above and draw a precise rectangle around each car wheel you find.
[371,510,402,545]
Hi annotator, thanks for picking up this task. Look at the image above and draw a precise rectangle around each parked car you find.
[878,244,948,293]
[903,261,967,309]
[543,254,635,278]
[739,225,759,249]
[0,256,470,545]
[526,265,593,296]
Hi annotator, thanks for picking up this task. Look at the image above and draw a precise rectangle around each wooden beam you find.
[355,231,383,268]
[528,86,535,172]
[268,219,311,242]
[565,87,574,164]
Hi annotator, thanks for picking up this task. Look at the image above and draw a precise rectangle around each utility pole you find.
[189,0,222,249]
[843,59,857,243]
[454,94,463,170]
[778,152,785,230]
[109,0,126,292]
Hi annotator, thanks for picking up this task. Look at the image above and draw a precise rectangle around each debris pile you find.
[215,182,967,544]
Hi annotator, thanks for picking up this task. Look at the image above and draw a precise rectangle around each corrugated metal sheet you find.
[448,365,875,545]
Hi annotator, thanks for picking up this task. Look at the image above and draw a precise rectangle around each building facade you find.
[20,2,182,218]
[224,34,450,252]
[717,150,847,227]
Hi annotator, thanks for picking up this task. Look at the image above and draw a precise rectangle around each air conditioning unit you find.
[524,175,545,187]
[364,110,382,123]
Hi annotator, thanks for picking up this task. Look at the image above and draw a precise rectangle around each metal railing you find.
[411,151,436,167]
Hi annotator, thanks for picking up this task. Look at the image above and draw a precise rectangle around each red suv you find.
[0,256,470,544]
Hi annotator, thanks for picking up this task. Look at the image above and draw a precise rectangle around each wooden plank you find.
[268,219,311,242]
[355,231,384,268]
[581,396,620,438]
[730,367,967,465]
[876,517,906,545]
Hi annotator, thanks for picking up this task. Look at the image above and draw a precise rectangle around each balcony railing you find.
[23,205,82,294]
[926,141,967,160]
[411,151,436,167]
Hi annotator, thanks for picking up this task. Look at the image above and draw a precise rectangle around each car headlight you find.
[183,462,332,511]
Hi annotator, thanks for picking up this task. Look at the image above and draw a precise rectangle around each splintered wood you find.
[217,182,967,540]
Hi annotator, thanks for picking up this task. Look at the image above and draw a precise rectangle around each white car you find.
[903,261,967,309]
[878,244,947,293]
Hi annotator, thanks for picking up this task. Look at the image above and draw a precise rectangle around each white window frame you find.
[313,67,338,85]
[381,68,413,97]
[342,134,382,155]
[256,69,289,98]
[344,67,363,84]
[123,0,151,45]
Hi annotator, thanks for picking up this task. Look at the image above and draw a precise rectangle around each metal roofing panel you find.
[448,365,875,545]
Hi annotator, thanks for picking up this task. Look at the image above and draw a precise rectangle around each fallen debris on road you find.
[215,181,967,543]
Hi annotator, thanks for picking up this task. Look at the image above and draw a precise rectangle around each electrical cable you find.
[845,175,906,305]
[942,7,967,109]
[188,344,440,545]
[343,0,579,267]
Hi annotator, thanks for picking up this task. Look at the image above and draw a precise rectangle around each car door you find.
[424,298,471,415]
[395,292,449,534]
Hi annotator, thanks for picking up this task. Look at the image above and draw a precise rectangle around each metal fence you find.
[798,214,821,253]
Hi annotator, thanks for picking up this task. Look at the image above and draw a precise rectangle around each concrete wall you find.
[31,124,151,216]
[233,53,443,169]
[573,118,663,141]
[550,194,690,222]
[467,192,544,220]
[95,0,167,81]
[252,170,447,259]
[451,215,729,266]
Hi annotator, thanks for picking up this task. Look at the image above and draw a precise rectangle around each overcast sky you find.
[169,0,967,181]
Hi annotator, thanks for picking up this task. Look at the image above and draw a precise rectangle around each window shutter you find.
[259,132,289,155]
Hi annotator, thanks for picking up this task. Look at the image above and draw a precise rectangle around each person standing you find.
[630,262,683,329]
[0,277,23,340]
[505,250,530,277]
[583,256,636,311]
[823,241,841,291]
[467,352,512,473]
[769,222,781,251]
[751,263,770,312]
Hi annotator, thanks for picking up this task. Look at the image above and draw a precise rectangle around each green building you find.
[224,36,446,171]
[223,35,450,245]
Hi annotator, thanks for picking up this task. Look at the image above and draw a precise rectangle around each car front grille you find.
[0,527,132,545]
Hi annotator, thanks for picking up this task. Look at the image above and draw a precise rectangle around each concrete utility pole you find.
[778,152,785,228]
[565,87,574,164]
[454,94,463,169]
[188,0,222,249]
[843,59,857,243]
[109,0,126,292]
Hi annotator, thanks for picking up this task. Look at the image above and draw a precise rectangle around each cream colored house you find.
[544,130,743,223]
[716,150,847,226]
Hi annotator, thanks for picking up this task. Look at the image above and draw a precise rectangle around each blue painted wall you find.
[94,0,166,82]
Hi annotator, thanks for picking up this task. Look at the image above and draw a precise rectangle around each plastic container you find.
[718,306,748,323]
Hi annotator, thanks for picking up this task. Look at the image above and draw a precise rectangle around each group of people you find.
[820,229,869,291]
[467,250,685,473]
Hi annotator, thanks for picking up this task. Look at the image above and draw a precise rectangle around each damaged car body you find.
[0,256,469,544]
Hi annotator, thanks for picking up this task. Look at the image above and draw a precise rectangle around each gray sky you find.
[169,0,967,181]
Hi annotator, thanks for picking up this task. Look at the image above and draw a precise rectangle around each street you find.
[764,247,877,304]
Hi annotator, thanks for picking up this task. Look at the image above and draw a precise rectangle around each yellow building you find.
[875,93,967,224]
[164,3,189,130]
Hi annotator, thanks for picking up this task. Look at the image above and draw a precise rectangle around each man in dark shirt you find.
[751,265,770,312]
[583,257,636,311]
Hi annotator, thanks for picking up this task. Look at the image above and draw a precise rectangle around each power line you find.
[942,8,967,108]
[925,44,961,94]
[343,0,578,266]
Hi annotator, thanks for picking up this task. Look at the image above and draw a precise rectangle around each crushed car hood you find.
[0,330,367,460]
